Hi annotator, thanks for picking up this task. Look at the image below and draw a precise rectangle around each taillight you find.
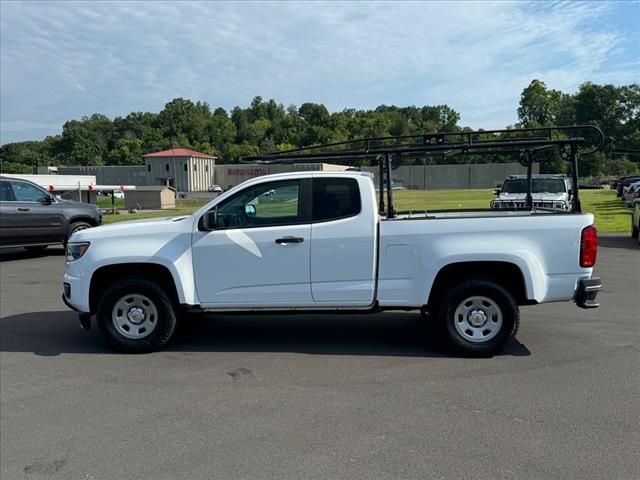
[580,225,597,268]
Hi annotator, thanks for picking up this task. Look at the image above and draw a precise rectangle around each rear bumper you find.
[575,278,602,308]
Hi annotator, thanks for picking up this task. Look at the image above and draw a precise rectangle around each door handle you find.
[275,236,304,244]
[16,207,30,212]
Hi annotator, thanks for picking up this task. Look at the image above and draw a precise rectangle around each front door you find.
[9,180,65,245]
[192,179,313,307]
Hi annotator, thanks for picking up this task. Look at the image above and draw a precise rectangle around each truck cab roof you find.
[505,174,568,180]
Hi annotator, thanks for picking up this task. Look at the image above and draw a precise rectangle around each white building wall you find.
[144,155,215,192]
[186,157,216,191]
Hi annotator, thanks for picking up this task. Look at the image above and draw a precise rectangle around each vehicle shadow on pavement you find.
[0,311,531,358]
[598,235,639,251]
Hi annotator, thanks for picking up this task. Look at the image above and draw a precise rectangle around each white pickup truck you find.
[63,171,602,355]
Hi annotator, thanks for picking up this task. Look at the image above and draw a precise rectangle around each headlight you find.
[66,242,90,262]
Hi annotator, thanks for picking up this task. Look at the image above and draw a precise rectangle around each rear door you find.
[310,176,377,305]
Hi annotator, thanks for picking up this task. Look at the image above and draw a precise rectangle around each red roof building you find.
[143,148,216,159]
[143,148,216,192]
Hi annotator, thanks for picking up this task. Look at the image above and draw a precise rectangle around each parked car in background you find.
[611,175,635,191]
[623,181,640,207]
[491,174,573,210]
[616,176,640,197]
[0,176,102,251]
[207,184,223,193]
[632,199,640,243]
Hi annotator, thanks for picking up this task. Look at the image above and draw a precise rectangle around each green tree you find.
[518,79,563,126]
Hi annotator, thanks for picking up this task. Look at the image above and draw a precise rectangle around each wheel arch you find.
[68,215,100,227]
[89,263,181,314]
[427,261,532,308]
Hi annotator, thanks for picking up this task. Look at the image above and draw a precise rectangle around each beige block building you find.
[125,186,176,210]
[143,148,216,192]
[213,163,349,190]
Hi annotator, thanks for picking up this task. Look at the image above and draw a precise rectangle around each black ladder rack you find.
[240,125,604,218]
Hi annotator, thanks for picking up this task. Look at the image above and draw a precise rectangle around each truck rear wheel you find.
[438,278,519,356]
[96,278,178,353]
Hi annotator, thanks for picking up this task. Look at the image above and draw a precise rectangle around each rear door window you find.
[0,181,15,201]
[312,177,361,222]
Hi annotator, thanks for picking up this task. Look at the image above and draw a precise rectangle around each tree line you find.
[1,80,638,177]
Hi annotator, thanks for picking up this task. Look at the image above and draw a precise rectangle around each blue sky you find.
[1,0,638,144]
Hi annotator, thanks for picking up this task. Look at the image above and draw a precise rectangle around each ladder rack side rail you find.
[240,138,589,165]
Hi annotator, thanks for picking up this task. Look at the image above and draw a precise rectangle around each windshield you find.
[501,178,567,194]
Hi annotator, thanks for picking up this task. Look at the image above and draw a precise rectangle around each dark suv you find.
[0,176,102,251]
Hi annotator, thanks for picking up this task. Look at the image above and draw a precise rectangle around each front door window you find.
[10,181,49,202]
[216,180,301,229]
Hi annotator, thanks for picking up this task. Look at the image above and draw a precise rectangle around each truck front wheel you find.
[438,279,519,356]
[96,278,178,353]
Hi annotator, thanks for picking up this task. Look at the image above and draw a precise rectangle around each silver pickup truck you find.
[491,174,572,211]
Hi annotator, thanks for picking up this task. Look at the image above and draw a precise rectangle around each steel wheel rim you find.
[112,293,158,340]
[453,295,503,343]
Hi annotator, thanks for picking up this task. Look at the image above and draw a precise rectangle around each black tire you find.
[438,278,519,356]
[96,277,178,353]
[24,245,48,253]
[66,221,92,244]
[631,221,639,240]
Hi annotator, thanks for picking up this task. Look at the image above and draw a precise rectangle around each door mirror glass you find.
[245,204,256,217]
[202,208,218,230]
[40,193,54,204]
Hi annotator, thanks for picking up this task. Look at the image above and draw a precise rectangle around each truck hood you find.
[58,198,101,211]
[71,215,195,242]
[497,192,568,202]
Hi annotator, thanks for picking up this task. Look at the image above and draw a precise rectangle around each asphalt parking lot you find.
[1,236,638,480]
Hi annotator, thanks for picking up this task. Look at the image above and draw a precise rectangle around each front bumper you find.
[62,292,92,330]
[490,200,570,211]
[63,259,91,313]
[575,278,602,308]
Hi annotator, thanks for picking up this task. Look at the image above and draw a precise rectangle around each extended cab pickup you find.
[63,171,602,355]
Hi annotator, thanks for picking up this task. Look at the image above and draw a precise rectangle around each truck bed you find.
[376,211,595,308]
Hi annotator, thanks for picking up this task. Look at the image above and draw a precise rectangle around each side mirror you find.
[494,189,501,195]
[568,188,574,196]
[202,208,218,230]
[245,204,256,217]
[40,194,54,204]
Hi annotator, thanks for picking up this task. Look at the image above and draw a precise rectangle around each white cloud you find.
[0,0,637,143]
